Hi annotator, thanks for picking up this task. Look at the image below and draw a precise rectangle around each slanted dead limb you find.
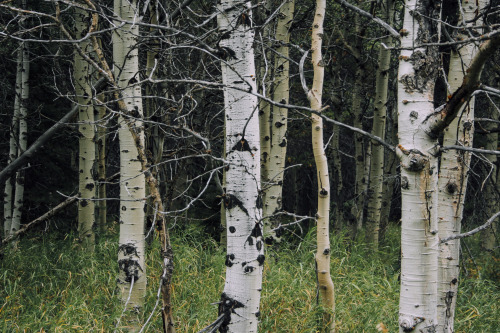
[0,172,119,248]
[77,2,175,331]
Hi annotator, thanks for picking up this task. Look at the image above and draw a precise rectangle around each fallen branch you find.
[1,172,119,247]
[0,77,107,185]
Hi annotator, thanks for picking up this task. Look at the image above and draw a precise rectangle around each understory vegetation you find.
[1,223,497,332]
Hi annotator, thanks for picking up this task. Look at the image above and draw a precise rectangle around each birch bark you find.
[397,1,441,331]
[3,45,22,238]
[75,6,96,249]
[10,35,29,245]
[437,1,486,330]
[309,0,335,330]
[264,0,294,242]
[113,0,146,329]
[366,0,394,248]
[217,2,263,332]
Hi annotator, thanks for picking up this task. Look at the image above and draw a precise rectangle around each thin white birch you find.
[10,37,29,245]
[264,0,294,242]
[366,0,394,248]
[113,0,147,329]
[309,0,335,330]
[3,45,22,238]
[75,6,96,249]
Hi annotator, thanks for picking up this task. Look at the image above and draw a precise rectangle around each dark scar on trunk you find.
[224,193,249,216]
[231,137,253,156]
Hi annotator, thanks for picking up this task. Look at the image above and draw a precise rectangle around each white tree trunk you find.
[437,1,486,331]
[397,1,441,331]
[3,45,23,238]
[217,2,263,332]
[113,0,146,329]
[10,38,29,245]
[75,6,96,249]
[264,0,294,242]
[310,0,335,330]
[366,0,394,248]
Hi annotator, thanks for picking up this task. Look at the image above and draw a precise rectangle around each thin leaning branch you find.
[0,78,107,185]
[336,0,400,38]
[440,145,500,156]
[440,211,500,243]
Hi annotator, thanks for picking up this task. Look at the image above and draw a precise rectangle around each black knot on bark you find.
[231,137,253,156]
[118,258,142,283]
[218,293,245,333]
[446,181,458,194]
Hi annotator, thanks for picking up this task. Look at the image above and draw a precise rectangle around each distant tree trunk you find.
[259,0,272,240]
[10,35,29,246]
[329,123,344,232]
[353,66,366,231]
[437,1,486,330]
[264,0,294,243]
[113,0,147,330]
[309,0,335,330]
[481,112,499,250]
[366,0,394,248]
[3,44,23,238]
[396,1,441,331]
[217,2,263,332]
[96,96,107,234]
[75,6,96,250]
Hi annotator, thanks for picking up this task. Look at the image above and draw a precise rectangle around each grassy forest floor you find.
[0,222,498,332]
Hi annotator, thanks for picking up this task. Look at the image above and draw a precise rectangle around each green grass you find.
[0,224,498,332]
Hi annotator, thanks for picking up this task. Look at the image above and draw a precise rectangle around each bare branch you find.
[440,211,500,243]
[337,0,400,38]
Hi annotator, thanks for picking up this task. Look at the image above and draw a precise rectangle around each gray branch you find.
[440,211,500,243]
[337,0,400,39]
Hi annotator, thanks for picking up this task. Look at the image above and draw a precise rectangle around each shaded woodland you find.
[0,0,499,332]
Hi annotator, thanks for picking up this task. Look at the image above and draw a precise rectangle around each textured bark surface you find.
[3,45,23,238]
[75,6,96,250]
[437,2,486,331]
[310,0,335,330]
[397,1,441,331]
[217,2,263,332]
[10,35,29,246]
[263,0,294,242]
[113,0,146,330]
[365,0,394,248]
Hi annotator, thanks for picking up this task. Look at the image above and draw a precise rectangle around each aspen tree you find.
[437,1,487,330]
[75,6,96,249]
[309,0,335,330]
[3,45,22,238]
[264,0,294,242]
[396,1,441,331]
[10,28,29,245]
[365,0,394,248]
[217,1,263,331]
[113,0,147,329]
